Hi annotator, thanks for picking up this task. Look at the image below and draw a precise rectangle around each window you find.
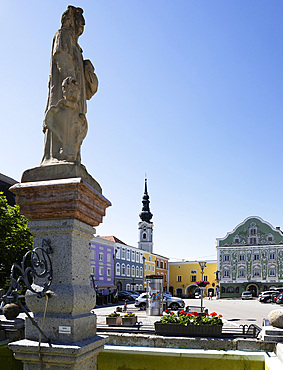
[90,250,95,260]
[269,269,276,276]
[234,237,240,243]
[91,266,95,275]
[127,264,130,276]
[239,254,245,261]
[238,269,245,277]
[121,249,125,259]
[116,263,120,275]
[116,248,120,258]
[136,266,139,277]
[149,255,151,262]
[99,252,103,262]
[136,253,139,263]
[177,275,182,282]
[203,275,208,281]
[140,267,143,278]
[160,261,164,269]
[145,264,147,271]
[140,254,143,263]
[143,232,147,240]
[107,253,111,263]
[126,284,130,291]
[253,269,260,277]
[250,228,257,235]
[267,235,274,242]
[139,284,143,290]
[127,250,130,260]
[224,255,230,262]
[254,254,260,261]
[152,265,155,272]
[132,251,135,262]
[191,270,197,274]
[107,267,111,276]
[223,270,230,278]
[99,267,103,276]
[227,286,234,293]
[156,259,159,267]
[164,273,167,282]
[132,266,135,277]
[164,262,167,269]
[148,265,151,271]
[269,253,275,260]
[249,237,257,245]
[121,264,125,275]
[191,275,196,282]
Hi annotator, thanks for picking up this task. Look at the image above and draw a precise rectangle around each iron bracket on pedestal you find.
[1,239,53,344]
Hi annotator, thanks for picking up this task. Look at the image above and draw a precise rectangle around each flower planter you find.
[106,316,122,326]
[122,316,137,326]
[154,322,222,337]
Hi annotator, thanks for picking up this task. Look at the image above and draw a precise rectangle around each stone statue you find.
[41,6,98,165]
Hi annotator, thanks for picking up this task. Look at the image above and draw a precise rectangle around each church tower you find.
[138,178,153,253]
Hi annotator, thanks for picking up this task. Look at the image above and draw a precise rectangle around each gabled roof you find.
[217,216,283,247]
[99,236,127,245]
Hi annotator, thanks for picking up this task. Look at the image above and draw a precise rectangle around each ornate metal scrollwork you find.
[2,239,53,303]
[1,239,53,345]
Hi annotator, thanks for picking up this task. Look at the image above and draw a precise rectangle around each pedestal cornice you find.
[10,178,111,227]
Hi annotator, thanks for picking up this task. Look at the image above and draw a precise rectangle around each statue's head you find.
[62,77,80,103]
[61,6,85,37]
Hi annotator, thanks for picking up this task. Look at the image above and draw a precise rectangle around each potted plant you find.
[155,310,223,337]
[122,312,137,326]
[197,280,209,288]
[106,311,122,326]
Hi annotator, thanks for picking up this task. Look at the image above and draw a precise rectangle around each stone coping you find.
[98,331,276,352]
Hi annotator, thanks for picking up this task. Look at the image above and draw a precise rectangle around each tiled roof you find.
[99,236,127,245]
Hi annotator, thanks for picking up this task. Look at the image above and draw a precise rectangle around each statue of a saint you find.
[41,6,98,165]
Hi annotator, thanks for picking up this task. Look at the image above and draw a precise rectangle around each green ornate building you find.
[216,217,283,298]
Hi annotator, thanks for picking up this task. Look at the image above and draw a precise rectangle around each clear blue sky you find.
[1,1,283,261]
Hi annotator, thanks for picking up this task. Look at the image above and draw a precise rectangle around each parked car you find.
[276,294,283,304]
[259,291,279,303]
[117,291,137,301]
[135,293,185,310]
[241,291,253,300]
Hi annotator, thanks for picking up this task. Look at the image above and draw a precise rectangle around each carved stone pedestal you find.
[8,177,111,368]
[9,336,107,370]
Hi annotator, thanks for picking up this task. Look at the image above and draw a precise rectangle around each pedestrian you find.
[209,291,213,300]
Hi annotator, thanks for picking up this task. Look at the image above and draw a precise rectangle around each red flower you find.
[186,313,191,317]
[165,310,171,314]
[218,314,223,318]
[180,310,185,314]
[210,312,217,316]
[192,312,198,316]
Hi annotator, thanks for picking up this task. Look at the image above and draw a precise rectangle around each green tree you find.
[0,192,33,288]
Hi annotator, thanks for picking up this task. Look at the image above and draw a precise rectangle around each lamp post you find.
[199,261,207,312]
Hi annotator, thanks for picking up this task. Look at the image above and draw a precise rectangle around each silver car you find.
[135,292,185,310]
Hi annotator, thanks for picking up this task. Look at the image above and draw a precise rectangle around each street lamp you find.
[199,261,207,312]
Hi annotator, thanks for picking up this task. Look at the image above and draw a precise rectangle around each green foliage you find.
[160,310,223,326]
[0,192,33,288]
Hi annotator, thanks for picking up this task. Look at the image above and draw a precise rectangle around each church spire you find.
[139,178,153,223]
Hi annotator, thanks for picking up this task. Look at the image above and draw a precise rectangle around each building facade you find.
[169,260,217,298]
[0,173,17,206]
[216,216,283,298]
[144,252,156,289]
[99,236,145,292]
[155,254,169,291]
[90,237,116,304]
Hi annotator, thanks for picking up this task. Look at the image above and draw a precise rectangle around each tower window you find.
[143,233,147,239]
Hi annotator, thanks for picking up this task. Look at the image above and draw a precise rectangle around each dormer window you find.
[267,234,274,243]
[233,235,240,244]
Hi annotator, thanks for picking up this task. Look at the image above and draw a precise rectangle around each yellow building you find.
[169,260,217,298]
[143,252,156,288]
